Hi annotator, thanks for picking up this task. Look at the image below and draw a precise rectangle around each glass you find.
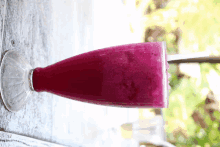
[129,116,175,147]
[0,42,170,112]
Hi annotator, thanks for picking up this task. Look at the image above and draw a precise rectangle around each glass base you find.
[0,50,34,112]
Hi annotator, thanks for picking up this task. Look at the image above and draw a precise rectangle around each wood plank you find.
[0,0,159,146]
[0,131,67,147]
[0,0,6,58]
[0,0,56,145]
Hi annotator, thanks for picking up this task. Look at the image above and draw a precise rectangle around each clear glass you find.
[1,42,170,112]
[0,50,34,112]
[121,116,175,147]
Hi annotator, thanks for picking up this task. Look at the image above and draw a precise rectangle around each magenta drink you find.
[33,42,169,108]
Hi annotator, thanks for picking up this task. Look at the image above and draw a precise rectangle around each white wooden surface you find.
[0,0,56,146]
[0,0,141,146]
[0,131,67,147]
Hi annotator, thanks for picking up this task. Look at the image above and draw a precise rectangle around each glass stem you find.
[29,69,35,91]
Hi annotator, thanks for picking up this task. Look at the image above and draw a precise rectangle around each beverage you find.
[33,42,169,108]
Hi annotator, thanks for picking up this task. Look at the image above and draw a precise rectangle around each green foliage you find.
[145,0,220,146]
[187,101,220,146]
[213,0,220,3]
[213,111,220,119]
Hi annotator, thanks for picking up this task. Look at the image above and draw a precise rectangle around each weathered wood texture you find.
[0,0,149,146]
[0,0,6,57]
[0,0,57,145]
[0,131,67,147]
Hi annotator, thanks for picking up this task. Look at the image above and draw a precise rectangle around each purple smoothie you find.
[33,42,169,108]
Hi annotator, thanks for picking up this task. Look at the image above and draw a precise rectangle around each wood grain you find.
[0,0,54,144]
[0,0,151,146]
[0,131,67,147]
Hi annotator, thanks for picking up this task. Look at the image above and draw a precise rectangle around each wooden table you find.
[0,0,145,146]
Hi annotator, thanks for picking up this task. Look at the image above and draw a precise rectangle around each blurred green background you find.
[127,0,220,146]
